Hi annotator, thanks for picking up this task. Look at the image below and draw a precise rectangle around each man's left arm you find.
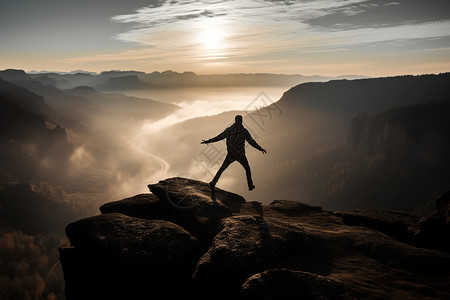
[245,131,267,153]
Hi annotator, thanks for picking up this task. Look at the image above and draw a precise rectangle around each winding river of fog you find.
[123,86,288,195]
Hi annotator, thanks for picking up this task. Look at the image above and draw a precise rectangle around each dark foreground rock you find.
[193,215,316,297]
[436,190,450,223]
[408,190,450,252]
[60,180,450,300]
[241,268,356,300]
[61,213,201,299]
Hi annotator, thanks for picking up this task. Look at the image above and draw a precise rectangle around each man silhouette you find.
[201,115,266,191]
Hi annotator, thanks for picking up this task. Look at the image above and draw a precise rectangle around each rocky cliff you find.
[347,101,450,166]
[60,178,450,299]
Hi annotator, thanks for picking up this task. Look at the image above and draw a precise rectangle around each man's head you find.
[235,115,243,124]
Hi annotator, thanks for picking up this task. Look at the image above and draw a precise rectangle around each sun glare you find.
[199,26,224,51]
[196,18,230,60]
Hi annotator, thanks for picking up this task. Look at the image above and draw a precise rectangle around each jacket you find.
[206,122,263,157]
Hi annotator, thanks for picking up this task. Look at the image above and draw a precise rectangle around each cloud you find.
[109,0,450,53]
[304,0,450,30]
[62,0,450,75]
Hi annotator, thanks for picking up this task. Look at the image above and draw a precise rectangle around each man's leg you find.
[237,155,254,190]
[210,154,235,188]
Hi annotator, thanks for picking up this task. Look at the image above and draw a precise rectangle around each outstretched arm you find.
[201,129,227,144]
[245,132,267,154]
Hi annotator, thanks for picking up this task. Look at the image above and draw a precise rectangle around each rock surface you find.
[241,268,356,300]
[193,215,315,296]
[436,190,450,223]
[148,177,245,242]
[408,190,450,252]
[99,193,169,220]
[341,209,418,243]
[269,199,322,214]
[60,179,450,300]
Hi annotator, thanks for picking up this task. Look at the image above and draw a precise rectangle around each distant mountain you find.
[22,69,368,91]
[96,75,161,91]
[99,70,146,78]
[29,70,98,75]
[263,72,450,150]
[64,85,179,121]
[65,85,102,96]
[0,69,31,81]
[29,72,102,89]
[139,71,342,87]
[0,76,50,116]
[0,68,63,89]
[1,70,179,130]
[277,73,450,117]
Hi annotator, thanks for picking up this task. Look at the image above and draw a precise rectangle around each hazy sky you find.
[1,0,449,76]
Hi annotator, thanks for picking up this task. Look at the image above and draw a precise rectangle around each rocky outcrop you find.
[346,101,450,166]
[60,179,450,300]
[148,177,245,242]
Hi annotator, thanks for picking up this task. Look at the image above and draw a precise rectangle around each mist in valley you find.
[62,85,291,204]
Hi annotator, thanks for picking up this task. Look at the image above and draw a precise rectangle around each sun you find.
[196,18,230,59]
[199,26,225,51]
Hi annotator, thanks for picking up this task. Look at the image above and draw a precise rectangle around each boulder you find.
[408,191,450,252]
[62,213,201,299]
[241,268,356,300]
[269,199,322,214]
[148,177,246,242]
[436,190,450,223]
[193,215,315,297]
[240,201,264,217]
[409,212,449,252]
[342,209,418,243]
[99,193,170,220]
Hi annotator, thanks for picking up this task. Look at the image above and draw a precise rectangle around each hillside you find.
[60,177,450,299]
[277,73,450,116]
[0,78,73,185]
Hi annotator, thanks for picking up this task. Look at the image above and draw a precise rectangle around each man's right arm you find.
[201,129,227,144]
